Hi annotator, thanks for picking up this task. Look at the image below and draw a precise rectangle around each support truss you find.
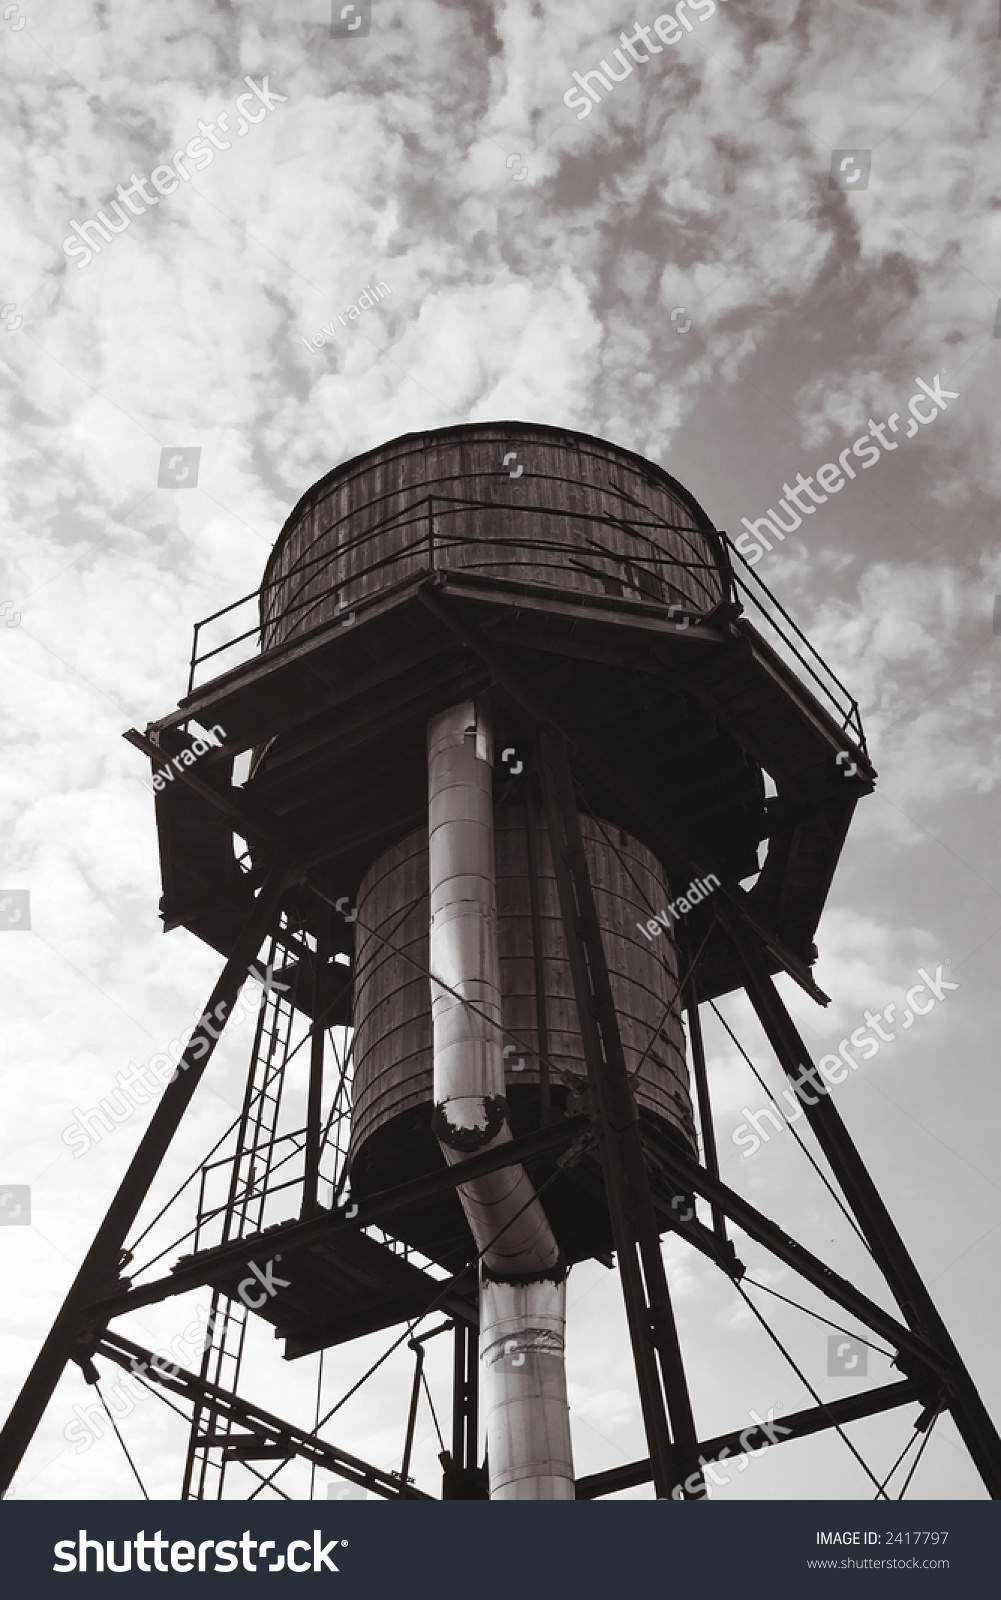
[94,1330,432,1500]
[419,592,1001,1500]
[3,603,999,1505]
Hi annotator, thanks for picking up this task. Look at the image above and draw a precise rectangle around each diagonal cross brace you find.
[649,1141,944,1376]
[95,1330,433,1500]
[575,1376,938,1499]
[720,909,1001,1499]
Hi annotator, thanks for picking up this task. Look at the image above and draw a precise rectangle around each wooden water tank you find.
[259,422,728,651]
[347,808,697,1266]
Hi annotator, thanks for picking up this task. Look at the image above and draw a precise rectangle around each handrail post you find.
[187,622,200,696]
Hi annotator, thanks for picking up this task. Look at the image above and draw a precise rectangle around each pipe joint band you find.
[431,1094,510,1153]
[482,1327,565,1368]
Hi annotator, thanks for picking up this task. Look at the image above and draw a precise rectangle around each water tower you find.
[2,423,998,1500]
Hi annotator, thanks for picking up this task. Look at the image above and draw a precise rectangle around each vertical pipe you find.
[463,1323,479,1476]
[451,1322,466,1473]
[427,699,573,1500]
[523,787,552,1126]
[302,903,330,1216]
[685,982,727,1244]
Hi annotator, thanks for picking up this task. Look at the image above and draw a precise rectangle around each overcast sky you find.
[1,0,999,1503]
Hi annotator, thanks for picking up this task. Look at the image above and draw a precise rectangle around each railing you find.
[193,1126,310,1256]
[721,532,868,757]
[184,491,726,694]
[181,497,866,762]
[192,1124,450,1282]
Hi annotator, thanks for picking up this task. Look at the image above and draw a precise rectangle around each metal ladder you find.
[181,930,301,1499]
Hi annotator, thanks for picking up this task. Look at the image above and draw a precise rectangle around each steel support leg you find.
[537,730,701,1499]
[302,898,331,1217]
[523,788,552,1126]
[720,909,1001,1498]
[442,1322,486,1498]
[0,866,289,1495]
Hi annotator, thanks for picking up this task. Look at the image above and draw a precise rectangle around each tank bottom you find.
[348,1091,696,1273]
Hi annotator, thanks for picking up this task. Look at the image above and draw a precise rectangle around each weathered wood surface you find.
[349,808,698,1177]
[262,424,726,650]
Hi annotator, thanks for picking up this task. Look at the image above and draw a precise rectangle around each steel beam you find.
[575,1377,937,1499]
[685,982,727,1244]
[0,866,290,1496]
[720,910,1001,1498]
[85,1116,592,1323]
[417,584,828,1004]
[399,1342,424,1500]
[302,899,330,1216]
[571,1151,741,1275]
[585,642,749,727]
[94,1330,433,1500]
[647,1137,944,1375]
[124,728,287,855]
[537,731,700,1499]
[442,1321,486,1498]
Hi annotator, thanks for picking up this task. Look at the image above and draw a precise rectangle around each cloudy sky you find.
[1,0,999,1503]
